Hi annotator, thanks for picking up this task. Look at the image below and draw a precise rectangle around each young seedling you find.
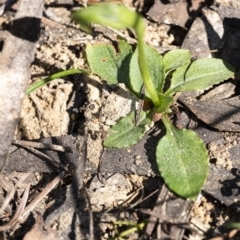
[74,4,234,200]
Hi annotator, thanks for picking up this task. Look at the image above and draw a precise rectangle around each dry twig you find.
[0,0,43,171]
[0,173,32,215]
[12,140,66,152]
[0,184,30,231]
[22,171,66,219]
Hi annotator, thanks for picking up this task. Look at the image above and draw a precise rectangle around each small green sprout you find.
[110,220,147,239]
[73,4,235,200]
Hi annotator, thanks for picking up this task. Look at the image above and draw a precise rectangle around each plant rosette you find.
[30,3,234,200]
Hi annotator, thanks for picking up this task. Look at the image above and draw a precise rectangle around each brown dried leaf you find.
[180,96,240,132]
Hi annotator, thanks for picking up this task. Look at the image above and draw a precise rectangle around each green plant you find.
[72,4,235,200]
[110,220,147,239]
[26,69,88,95]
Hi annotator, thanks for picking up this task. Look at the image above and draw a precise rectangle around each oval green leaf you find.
[86,40,132,85]
[130,44,164,98]
[163,49,191,76]
[169,58,235,94]
[103,111,151,148]
[156,117,209,200]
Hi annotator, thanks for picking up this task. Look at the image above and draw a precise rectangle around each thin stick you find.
[18,145,69,172]
[0,184,30,231]
[89,210,94,240]
[0,173,32,215]
[130,188,159,208]
[12,140,66,152]
[22,171,66,218]
[105,25,137,44]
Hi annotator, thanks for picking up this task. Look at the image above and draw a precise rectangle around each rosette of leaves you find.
[73,4,235,200]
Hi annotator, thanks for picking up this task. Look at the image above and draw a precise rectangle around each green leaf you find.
[168,58,235,94]
[167,63,190,93]
[156,115,209,200]
[86,40,132,85]
[225,222,240,229]
[163,49,191,76]
[130,44,164,98]
[103,111,151,148]
[26,69,88,95]
[73,3,143,32]
[73,3,162,107]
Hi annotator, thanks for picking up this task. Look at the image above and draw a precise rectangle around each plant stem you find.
[135,22,161,107]
[161,113,172,133]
